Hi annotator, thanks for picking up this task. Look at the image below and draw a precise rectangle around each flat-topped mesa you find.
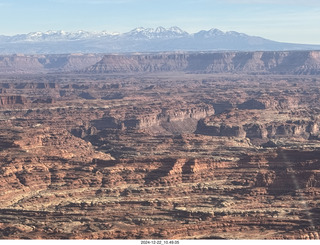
[196,109,320,141]
[85,51,320,75]
[0,54,103,74]
[91,105,214,132]
[86,53,189,73]
[0,51,320,74]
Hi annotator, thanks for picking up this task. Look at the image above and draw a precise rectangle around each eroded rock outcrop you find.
[0,65,319,240]
[196,109,320,142]
[1,51,320,75]
[86,51,320,75]
[0,96,27,106]
[0,54,103,74]
[91,104,214,133]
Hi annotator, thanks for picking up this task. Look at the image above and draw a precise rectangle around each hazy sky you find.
[1,0,320,44]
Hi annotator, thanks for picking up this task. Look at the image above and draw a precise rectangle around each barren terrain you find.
[0,51,320,239]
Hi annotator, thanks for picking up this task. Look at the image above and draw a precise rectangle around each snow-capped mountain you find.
[123,26,189,40]
[9,30,118,42]
[194,28,225,38]
[6,26,189,42]
[0,27,319,54]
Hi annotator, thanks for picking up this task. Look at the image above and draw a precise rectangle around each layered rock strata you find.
[0,66,319,239]
[0,51,320,75]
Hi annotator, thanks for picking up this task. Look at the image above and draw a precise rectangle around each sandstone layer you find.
[0,51,320,75]
[87,51,320,75]
[0,54,319,239]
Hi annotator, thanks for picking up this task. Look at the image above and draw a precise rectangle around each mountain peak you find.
[169,26,188,35]
[226,31,248,37]
[208,28,224,35]
[155,26,166,33]
[125,26,189,39]
[1,27,320,54]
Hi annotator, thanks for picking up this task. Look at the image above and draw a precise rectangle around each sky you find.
[0,0,320,44]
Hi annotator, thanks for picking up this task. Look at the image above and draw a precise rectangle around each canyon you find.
[0,51,319,239]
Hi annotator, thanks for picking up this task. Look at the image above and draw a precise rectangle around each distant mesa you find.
[85,51,320,75]
[1,51,320,75]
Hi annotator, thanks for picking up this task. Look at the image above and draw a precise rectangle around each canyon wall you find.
[0,56,320,239]
[0,54,103,73]
[86,51,320,74]
[0,51,320,74]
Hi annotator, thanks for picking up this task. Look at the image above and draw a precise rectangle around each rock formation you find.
[0,52,319,239]
[0,51,320,75]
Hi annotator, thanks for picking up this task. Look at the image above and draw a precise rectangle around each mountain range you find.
[1,27,320,54]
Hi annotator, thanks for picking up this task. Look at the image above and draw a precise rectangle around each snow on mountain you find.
[5,26,190,42]
[123,26,189,39]
[193,28,250,39]
[3,27,257,42]
[9,30,118,42]
[1,27,320,54]
[194,28,224,38]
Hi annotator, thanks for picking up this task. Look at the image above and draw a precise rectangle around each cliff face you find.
[0,51,320,74]
[86,51,320,75]
[86,54,189,73]
[0,54,103,74]
[91,105,214,134]
[196,109,320,141]
[0,96,27,106]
